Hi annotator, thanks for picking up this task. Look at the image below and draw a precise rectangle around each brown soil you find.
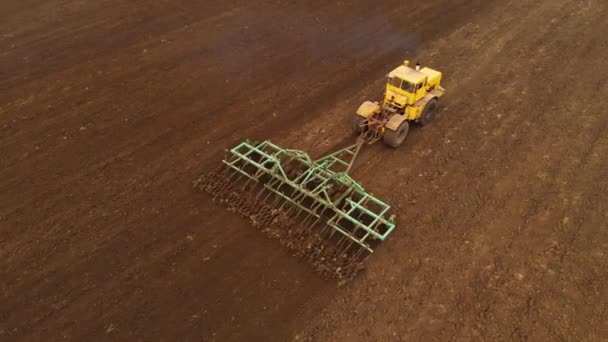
[1,0,607,341]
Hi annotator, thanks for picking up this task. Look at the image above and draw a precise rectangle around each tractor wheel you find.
[419,98,439,125]
[352,115,366,135]
[383,120,409,148]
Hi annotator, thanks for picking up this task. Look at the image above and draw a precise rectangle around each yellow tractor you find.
[353,60,445,147]
[197,60,446,282]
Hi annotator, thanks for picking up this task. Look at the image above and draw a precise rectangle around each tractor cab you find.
[384,63,428,108]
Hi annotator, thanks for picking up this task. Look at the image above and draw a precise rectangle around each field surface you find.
[1,0,607,341]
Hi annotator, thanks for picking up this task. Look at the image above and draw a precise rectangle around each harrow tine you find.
[256,185,271,202]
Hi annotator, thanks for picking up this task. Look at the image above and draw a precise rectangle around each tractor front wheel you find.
[383,120,409,148]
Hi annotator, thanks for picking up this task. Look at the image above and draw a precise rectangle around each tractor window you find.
[387,76,402,88]
[400,80,416,92]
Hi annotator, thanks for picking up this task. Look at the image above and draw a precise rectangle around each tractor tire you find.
[383,120,409,148]
[419,98,439,125]
[352,115,366,135]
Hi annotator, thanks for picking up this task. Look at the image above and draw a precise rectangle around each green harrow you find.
[195,140,396,282]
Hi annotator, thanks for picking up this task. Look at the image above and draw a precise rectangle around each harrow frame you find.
[224,140,396,252]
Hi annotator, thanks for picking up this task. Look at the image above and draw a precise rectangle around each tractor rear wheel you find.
[352,115,366,135]
[383,120,409,148]
[419,98,438,125]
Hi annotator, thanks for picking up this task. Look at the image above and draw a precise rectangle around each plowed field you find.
[1,0,607,341]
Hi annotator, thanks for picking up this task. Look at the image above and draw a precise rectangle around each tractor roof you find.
[389,65,427,84]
